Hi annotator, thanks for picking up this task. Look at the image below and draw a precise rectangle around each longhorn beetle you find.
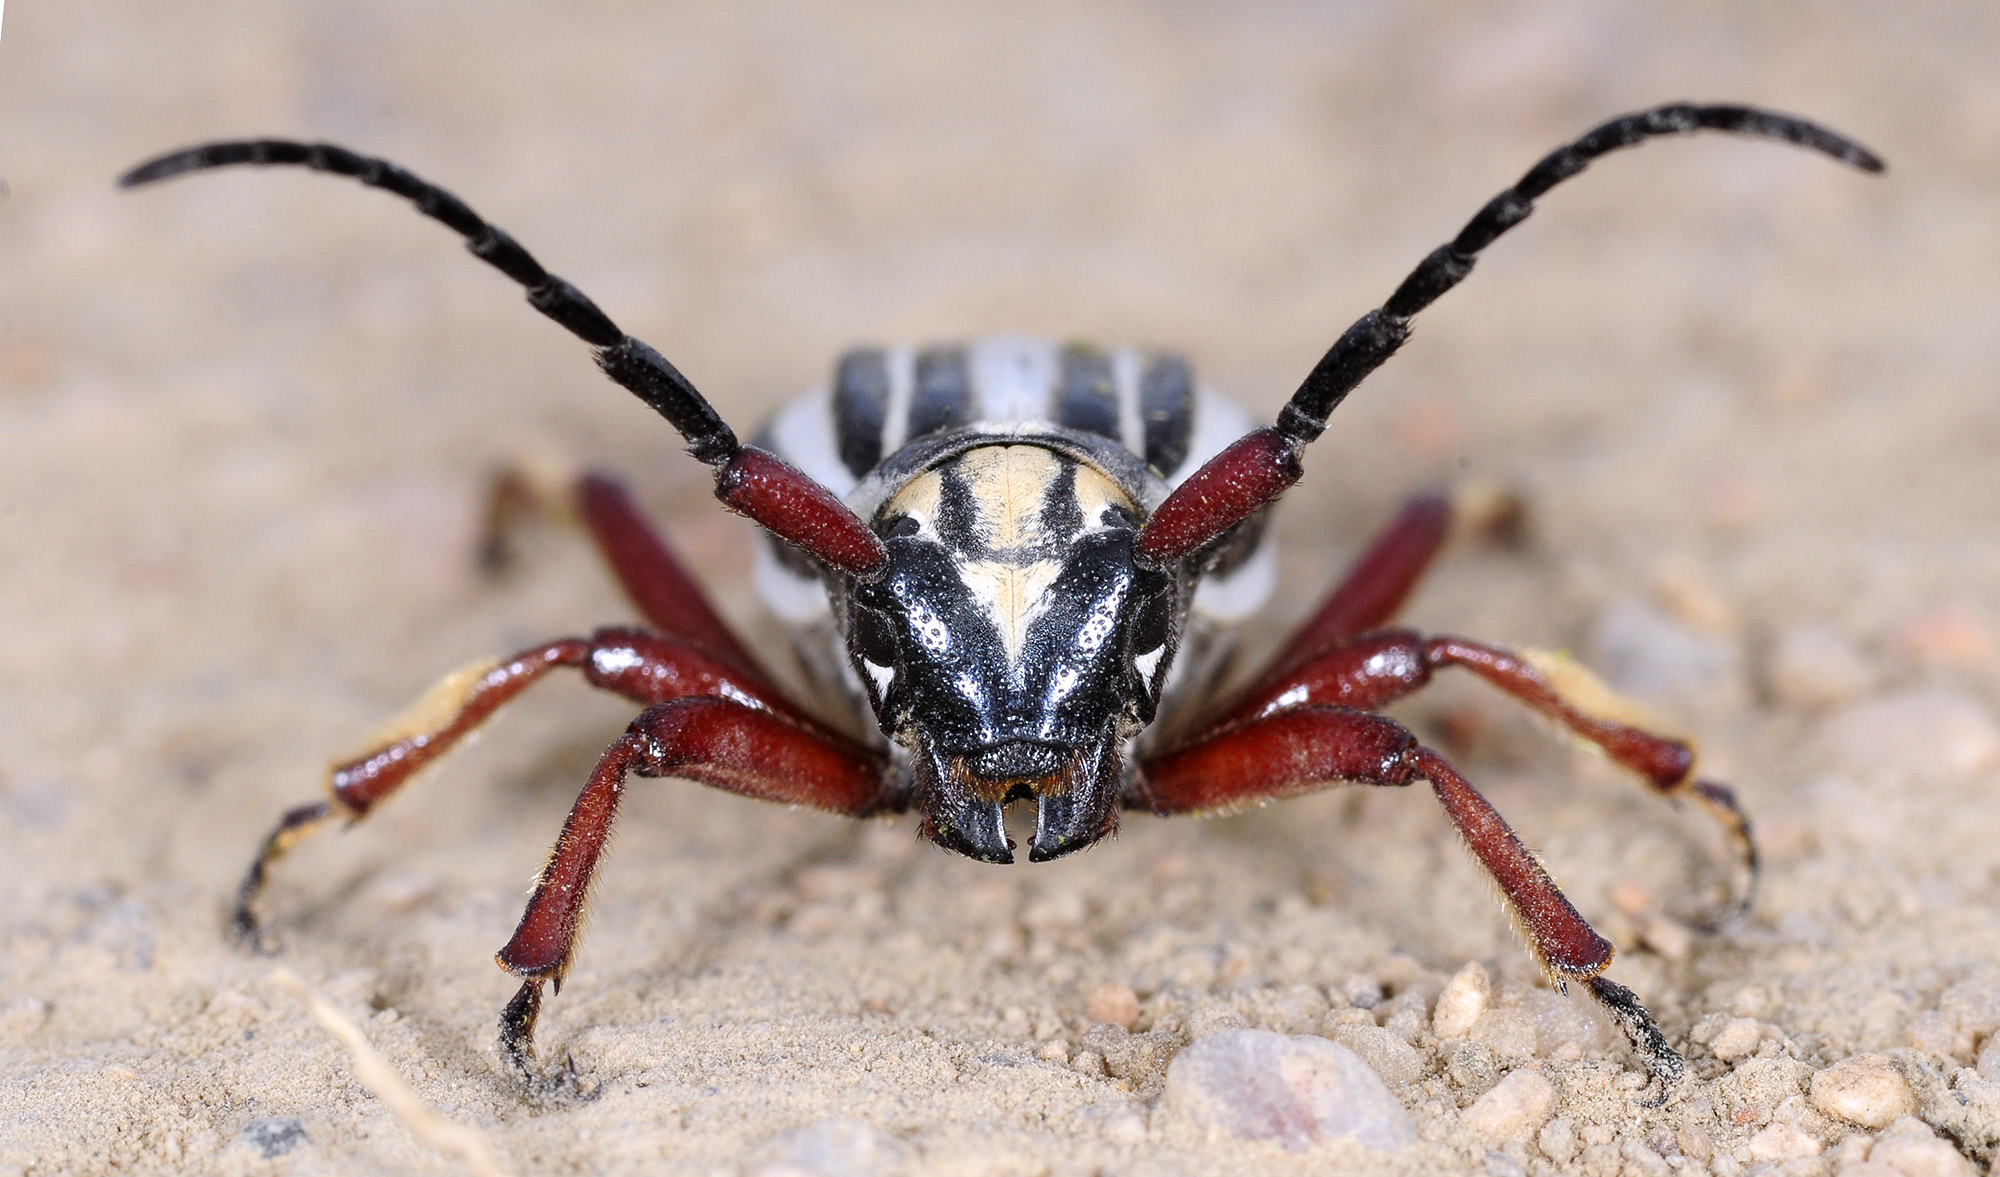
[123,103,1881,1095]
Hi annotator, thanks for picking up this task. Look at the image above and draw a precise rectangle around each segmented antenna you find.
[1136,102,1883,568]
[121,140,887,578]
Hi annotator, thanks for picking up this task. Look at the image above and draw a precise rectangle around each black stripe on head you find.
[833,348,890,477]
[934,462,983,555]
[1038,456,1083,542]
[910,346,972,441]
[1058,345,1120,442]
[1141,353,1195,476]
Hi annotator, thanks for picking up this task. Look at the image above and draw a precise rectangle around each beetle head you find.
[845,445,1180,864]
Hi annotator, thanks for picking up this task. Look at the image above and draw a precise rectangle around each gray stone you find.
[240,1117,307,1159]
[1163,1029,1414,1152]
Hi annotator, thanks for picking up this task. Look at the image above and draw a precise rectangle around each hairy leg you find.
[233,627,821,942]
[1131,704,1685,1089]
[1203,628,1755,921]
[496,697,892,1084]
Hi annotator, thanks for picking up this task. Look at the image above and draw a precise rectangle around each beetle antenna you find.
[120,140,887,579]
[1135,103,1883,568]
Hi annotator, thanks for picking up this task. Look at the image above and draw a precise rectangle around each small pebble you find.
[1906,1010,1972,1061]
[1461,1067,1556,1142]
[1767,624,1874,707]
[1085,984,1140,1031]
[1434,962,1491,1038]
[1537,1117,1577,1163]
[1037,1040,1069,1064]
[756,1118,899,1177]
[240,1117,308,1160]
[1163,1029,1414,1152]
[1183,1007,1247,1040]
[1591,595,1742,703]
[1812,1055,1915,1129]
[1710,1018,1765,1063]
[1811,691,2000,781]
[1471,1008,1538,1062]
[1978,1035,2000,1080]
[1328,1021,1425,1087]
[1893,605,1994,670]
[1870,1117,1976,1177]
[1941,979,2000,1042]
[1747,1123,1823,1162]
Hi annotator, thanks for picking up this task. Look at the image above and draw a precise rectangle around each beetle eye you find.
[1128,586,1174,684]
[851,602,899,677]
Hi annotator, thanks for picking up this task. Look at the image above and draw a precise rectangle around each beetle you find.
[122,102,1881,1095]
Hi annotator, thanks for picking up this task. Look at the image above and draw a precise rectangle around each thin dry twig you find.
[270,968,514,1177]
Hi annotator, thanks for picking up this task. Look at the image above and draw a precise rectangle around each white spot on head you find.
[862,659,895,698]
[1134,645,1165,681]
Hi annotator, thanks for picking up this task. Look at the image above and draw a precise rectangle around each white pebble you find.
[1461,1067,1556,1142]
[1768,624,1874,707]
[1710,1018,1765,1062]
[755,1118,900,1177]
[1536,1117,1577,1163]
[1085,983,1140,1031]
[1811,691,2000,781]
[1746,1123,1823,1162]
[1328,1022,1425,1087]
[1591,595,1742,703]
[1870,1117,1976,1177]
[1812,1055,1916,1129]
[1434,961,1490,1038]
[1163,1029,1414,1152]
[1978,1035,2000,1080]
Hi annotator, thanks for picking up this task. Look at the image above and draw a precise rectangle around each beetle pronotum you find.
[124,102,1880,1095]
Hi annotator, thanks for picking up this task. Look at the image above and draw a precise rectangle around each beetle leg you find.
[232,628,827,943]
[1206,627,1754,924]
[477,465,778,685]
[495,697,893,1084]
[1130,705,1686,1090]
[1272,494,1452,672]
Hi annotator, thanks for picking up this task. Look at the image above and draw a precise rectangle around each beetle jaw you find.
[911,735,1123,865]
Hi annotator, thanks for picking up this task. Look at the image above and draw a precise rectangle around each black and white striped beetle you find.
[124,103,1881,1094]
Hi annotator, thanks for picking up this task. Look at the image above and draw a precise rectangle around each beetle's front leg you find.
[233,627,817,945]
[1130,705,1686,1093]
[495,697,894,1088]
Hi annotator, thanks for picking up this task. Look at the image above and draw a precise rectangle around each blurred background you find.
[2,2,1997,1173]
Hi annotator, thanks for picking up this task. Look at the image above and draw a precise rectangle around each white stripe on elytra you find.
[1170,384,1257,488]
[880,344,916,456]
[1112,347,1144,456]
[970,337,1058,423]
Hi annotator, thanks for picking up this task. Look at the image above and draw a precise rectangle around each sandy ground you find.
[4,2,1999,1174]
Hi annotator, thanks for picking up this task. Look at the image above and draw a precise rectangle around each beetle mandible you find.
[122,102,1882,1094]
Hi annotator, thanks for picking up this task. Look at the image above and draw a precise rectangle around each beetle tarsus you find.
[1587,975,1688,1105]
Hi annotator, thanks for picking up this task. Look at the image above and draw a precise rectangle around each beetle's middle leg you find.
[232,627,817,944]
[1201,628,1756,924]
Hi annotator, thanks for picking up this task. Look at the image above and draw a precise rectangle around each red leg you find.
[496,697,891,1082]
[233,627,829,941]
[574,472,772,682]
[1130,705,1684,1087]
[1201,628,1756,921]
[1271,494,1451,677]
[478,466,780,687]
